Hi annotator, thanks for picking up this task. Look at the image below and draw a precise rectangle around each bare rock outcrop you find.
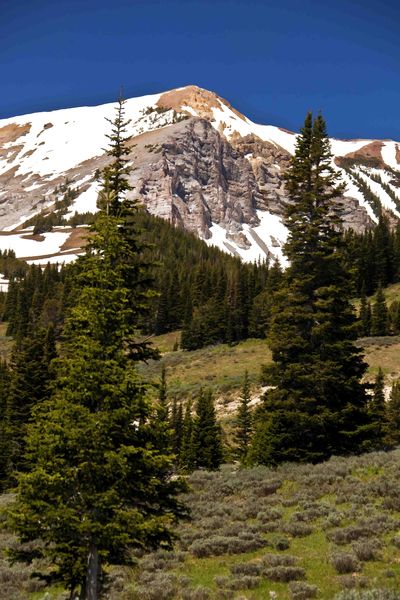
[128,118,260,246]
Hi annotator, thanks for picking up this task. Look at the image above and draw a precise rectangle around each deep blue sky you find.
[1,0,398,139]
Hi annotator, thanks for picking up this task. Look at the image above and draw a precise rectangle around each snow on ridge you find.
[205,210,288,265]
[66,182,99,217]
[341,171,378,223]
[0,91,165,178]
[356,169,400,218]
[2,86,398,181]
[381,141,400,171]
[0,90,163,128]
[0,230,71,258]
[209,99,383,158]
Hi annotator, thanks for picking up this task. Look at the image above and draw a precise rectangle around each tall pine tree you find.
[371,285,389,336]
[10,99,186,600]
[191,389,223,471]
[251,113,371,465]
[235,371,253,465]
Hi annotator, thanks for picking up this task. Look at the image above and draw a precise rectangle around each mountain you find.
[0,85,399,264]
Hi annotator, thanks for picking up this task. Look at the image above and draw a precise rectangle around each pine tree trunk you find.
[85,544,101,600]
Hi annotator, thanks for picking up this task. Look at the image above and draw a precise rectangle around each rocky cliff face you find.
[0,85,398,263]
[128,118,261,248]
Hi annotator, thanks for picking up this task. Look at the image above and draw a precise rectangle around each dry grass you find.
[144,329,400,401]
[141,337,272,398]
[359,336,400,381]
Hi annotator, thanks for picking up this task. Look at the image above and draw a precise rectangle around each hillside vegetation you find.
[2,450,400,599]
[139,332,400,402]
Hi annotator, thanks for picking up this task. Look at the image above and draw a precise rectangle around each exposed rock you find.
[129,118,260,245]
[230,132,291,214]
[0,122,31,143]
[157,85,246,122]
[343,141,386,168]
[337,195,373,230]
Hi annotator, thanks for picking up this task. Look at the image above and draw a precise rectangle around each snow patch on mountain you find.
[381,141,399,170]
[206,210,288,264]
[67,181,99,216]
[0,229,72,258]
[0,91,165,178]
[356,169,400,218]
[341,171,378,223]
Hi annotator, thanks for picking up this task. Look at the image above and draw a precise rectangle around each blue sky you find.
[0,0,398,139]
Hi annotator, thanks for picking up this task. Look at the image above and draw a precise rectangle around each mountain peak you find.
[157,85,247,122]
[0,86,399,266]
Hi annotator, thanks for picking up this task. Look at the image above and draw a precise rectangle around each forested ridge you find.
[3,209,400,347]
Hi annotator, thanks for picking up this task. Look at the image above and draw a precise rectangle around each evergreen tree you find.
[251,113,370,465]
[180,400,195,472]
[358,283,371,336]
[158,365,169,421]
[10,101,186,600]
[170,397,183,459]
[386,379,400,447]
[366,367,387,450]
[192,388,223,470]
[235,371,253,465]
[6,326,56,479]
[373,216,394,287]
[0,360,11,488]
[371,285,389,336]
[389,300,400,335]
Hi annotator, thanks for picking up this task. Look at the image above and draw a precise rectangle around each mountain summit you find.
[0,85,399,263]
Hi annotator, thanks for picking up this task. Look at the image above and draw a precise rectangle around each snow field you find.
[206,210,288,265]
[0,230,72,259]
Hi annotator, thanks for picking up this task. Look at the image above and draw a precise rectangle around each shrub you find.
[131,572,179,600]
[262,553,298,567]
[258,520,283,533]
[253,479,282,496]
[382,497,400,511]
[337,574,369,590]
[331,552,361,574]
[257,508,283,522]
[230,562,262,576]
[327,526,372,545]
[273,536,291,550]
[264,566,306,582]
[322,511,344,529]
[140,550,187,571]
[181,586,212,600]
[189,534,265,557]
[289,581,319,599]
[392,535,400,548]
[352,539,381,561]
[283,522,314,537]
[214,574,261,590]
[333,590,400,600]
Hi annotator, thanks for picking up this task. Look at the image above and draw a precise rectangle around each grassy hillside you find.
[123,450,400,600]
[353,282,400,312]
[139,336,271,400]
[3,451,400,599]
[140,332,400,404]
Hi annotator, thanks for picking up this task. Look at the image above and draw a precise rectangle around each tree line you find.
[162,366,400,470]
